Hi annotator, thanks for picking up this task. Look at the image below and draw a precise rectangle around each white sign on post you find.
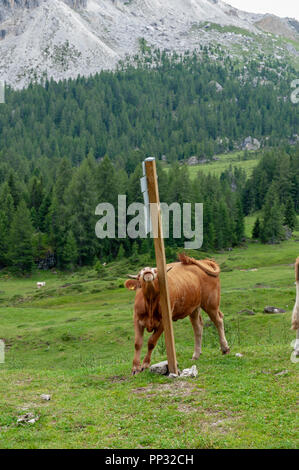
[140,158,154,235]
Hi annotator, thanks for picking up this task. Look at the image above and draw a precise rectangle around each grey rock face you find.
[187,156,199,166]
[242,136,261,151]
[0,0,298,88]
[209,80,223,92]
[63,0,87,8]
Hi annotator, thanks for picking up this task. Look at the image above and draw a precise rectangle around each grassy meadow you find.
[164,150,260,179]
[0,221,298,449]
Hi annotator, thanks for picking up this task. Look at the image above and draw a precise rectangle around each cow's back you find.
[167,262,220,318]
[133,261,220,322]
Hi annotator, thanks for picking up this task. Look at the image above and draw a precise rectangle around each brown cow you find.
[125,253,230,375]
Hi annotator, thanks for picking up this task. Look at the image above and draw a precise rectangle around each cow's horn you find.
[128,274,138,279]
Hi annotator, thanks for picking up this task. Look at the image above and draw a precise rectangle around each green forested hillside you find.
[1,49,298,174]
[0,50,298,272]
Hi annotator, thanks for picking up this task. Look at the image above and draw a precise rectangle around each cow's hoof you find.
[222,347,230,355]
[131,366,142,375]
[141,362,150,371]
[192,353,201,360]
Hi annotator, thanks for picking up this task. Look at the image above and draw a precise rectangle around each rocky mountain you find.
[0,0,298,88]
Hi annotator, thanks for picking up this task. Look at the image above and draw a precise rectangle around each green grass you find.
[188,159,258,179]
[164,151,260,179]
[192,22,256,39]
[0,231,298,448]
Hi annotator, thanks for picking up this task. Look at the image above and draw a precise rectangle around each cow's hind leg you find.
[207,308,230,355]
[189,308,203,360]
[141,324,164,371]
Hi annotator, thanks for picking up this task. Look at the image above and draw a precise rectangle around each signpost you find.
[141,157,178,375]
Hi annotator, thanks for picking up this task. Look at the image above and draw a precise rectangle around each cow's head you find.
[125,266,173,291]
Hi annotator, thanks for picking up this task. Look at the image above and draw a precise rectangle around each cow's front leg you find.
[132,319,144,375]
[141,325,164,371]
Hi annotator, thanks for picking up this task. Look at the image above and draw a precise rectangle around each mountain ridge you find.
[0,0,298,88]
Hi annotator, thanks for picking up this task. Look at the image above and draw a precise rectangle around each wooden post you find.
[144,158,178,375]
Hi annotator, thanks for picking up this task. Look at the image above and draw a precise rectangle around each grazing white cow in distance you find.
[37,282,46,289]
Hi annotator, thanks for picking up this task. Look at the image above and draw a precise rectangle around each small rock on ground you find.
[17,413,39,425]
[179,365,198,378]
[150,360,169,375]
[40,394,51,401]
[274,370,288,376]
[238,309,255,315]
[264,306,286,313]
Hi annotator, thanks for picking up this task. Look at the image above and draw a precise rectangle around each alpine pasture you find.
[0,225,298,449]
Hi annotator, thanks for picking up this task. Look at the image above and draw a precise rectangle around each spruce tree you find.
[0,184,15,266]
[284,197,297,231]
[117,244,125,260]
[0,210,9,267]
[234,198,245,244]
[9,200,34,273]
[260,186,285,244]
[62,231,78,270]
[252,217,260,239]
[47,158,72,267]
[64,158,97,265]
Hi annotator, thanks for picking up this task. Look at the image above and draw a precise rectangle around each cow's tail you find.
[291,257,299,330]
[178,253,220,277]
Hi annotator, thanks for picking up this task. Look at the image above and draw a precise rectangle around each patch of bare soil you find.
[177,403,198,414]
[199,406,241,433]
[15,377,33,386]
[18,403,39,411]
[132,383,241,433]
[132,381,204,397]
[108,375,128,383]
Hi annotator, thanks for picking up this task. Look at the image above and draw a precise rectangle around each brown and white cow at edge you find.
[125,253,230,375]
[291,257,299,356]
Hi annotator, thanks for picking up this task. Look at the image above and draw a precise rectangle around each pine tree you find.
[64,158,97,265]
[9,200,34,273]
[284,197,297,231]
[62,231,78,270]
[252,217,260,239]
[96,155,118,206]
[131,242,139,262]
[260,186,285,244]
[47,158,72,267]
[7,173,20,209]
[117,244,125,260]
[234,198,245,244]
[0,210,9,267]
[0,183,15,266]
[0,183,15,227]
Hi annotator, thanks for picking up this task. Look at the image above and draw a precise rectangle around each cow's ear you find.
[124,279,139,291]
